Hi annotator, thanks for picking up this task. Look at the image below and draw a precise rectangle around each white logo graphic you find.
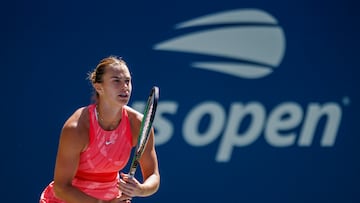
[142,9,345,162]
[105,140,114,145]
[153,9,286,79]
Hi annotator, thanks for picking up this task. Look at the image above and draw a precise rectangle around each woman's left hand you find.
[118,172,143,198]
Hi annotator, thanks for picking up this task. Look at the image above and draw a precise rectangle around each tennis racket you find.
[128,86,159,177]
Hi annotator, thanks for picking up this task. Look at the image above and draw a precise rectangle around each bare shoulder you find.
[124,105,143,146]
[124,105,143,123]
[63,106,89,128]
[61,106,90,151]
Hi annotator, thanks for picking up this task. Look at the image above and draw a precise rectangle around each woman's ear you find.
[93,83,103,94]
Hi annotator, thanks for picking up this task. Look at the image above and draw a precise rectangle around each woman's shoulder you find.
[60,106,91,151]
[62,106,91,134]
[124,105,143,146]
[124,105,142,122]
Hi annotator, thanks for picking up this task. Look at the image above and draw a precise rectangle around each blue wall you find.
[3,0,359,202]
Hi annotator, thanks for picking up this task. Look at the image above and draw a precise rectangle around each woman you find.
[40,56,160,203]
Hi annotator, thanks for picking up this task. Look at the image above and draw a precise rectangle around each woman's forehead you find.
[107,63,130,75]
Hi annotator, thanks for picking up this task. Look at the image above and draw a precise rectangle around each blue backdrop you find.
[2,0,359,202]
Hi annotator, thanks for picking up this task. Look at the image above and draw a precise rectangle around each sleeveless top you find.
[40,104,133,202]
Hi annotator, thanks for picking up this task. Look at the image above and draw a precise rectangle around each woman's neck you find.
[95,104,122,130]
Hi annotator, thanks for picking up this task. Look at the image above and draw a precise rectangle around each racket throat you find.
[129,160,139,177]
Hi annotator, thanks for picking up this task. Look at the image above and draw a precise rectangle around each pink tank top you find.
[40,104,133,202]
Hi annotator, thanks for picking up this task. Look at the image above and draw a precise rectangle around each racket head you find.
[128,86,159,177]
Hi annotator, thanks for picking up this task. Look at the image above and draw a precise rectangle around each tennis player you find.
[40,56,160,203]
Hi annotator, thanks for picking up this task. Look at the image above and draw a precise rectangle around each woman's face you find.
[97,63,132,106]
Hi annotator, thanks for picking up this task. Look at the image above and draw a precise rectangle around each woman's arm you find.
[119,129,160,197]
[52,109,107,203]
[120,107,160,197]
[138,128,160,196]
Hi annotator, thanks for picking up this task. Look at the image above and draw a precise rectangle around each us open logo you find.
[131,9,345,163]
[153,9,286,79]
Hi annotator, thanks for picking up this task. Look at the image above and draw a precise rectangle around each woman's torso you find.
[40,104,134,202]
